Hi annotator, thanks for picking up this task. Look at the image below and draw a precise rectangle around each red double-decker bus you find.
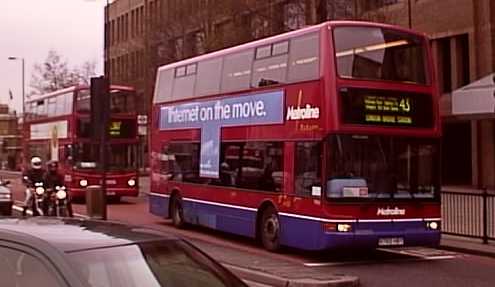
[149,21,441,251]
[24,85,139,199]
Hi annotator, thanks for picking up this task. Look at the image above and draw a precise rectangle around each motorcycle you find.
[47,185,72,217]
[33,181,48,216]
[23,176,47,216]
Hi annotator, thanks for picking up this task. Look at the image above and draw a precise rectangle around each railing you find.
[441,188,495,244]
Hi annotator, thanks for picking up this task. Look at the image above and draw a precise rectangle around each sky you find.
[0,0,106,113]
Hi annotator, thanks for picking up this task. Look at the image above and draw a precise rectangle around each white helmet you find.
[31,157,42,169]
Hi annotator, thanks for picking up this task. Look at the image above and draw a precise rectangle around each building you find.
[0,104,22,170]
[105,0,495,189]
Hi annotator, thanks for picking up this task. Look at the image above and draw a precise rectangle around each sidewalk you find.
[191,238,360,287]
[440,234,495,258]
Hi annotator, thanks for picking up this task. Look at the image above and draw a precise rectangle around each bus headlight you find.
[426,221,440,230]
[79,179,88,187]
[337,224,352,232]
[127,179,136,187]
[35,187,45,196]
[56,190,67,200]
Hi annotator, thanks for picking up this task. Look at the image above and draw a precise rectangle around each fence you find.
[441,189,495,243]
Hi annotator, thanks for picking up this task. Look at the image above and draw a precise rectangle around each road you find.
[2,172,495,287]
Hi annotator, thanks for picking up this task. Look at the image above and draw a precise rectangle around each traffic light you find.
[90,76,110,141]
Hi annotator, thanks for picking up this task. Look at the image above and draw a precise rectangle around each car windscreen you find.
[68,240,245,287]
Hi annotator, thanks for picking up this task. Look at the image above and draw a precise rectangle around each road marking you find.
[302,247,458,267]
[377,247,457,260]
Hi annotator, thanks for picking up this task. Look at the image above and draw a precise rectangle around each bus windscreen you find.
[327,135,440,201]
[333,26,428,85]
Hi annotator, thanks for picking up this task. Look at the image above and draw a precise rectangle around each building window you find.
[284,1,306,31]
[139,7,144,35]
[360,0,399,13]
[110,20,115,44]
[458,34,470,87]
[439,37,452,93]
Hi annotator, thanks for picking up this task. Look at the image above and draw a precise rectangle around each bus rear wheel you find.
[260,206,281,251]
[171,196,185,228]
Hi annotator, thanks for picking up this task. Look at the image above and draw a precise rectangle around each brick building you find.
[0,104,22,170]
[105,0,495,189]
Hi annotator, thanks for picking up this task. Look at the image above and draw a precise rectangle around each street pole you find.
[21,58,25,116]
[7,57,25,116]
[7,56,26,168]
[407,0,412,28]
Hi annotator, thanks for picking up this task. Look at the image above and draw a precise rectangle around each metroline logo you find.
[377,207,406,216]
[286,104,320,120]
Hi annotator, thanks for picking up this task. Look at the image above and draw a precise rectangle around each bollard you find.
[86,185,107,220]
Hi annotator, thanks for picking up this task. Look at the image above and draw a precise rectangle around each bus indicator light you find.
[322,223,337,232]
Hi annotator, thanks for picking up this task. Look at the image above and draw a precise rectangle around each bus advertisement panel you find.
[149,21,441,251]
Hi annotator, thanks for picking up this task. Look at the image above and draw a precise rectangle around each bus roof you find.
[155,20,427,73]
[26,84,135,104]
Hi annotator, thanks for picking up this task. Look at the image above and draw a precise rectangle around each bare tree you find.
[72,61,97,86]
[29,50,97,95]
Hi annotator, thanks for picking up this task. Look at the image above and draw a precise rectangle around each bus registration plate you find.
[378,237,404,246]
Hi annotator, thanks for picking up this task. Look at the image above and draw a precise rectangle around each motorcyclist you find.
[22,156,45,216]
[44,161,64,190]
[43,161,73,217]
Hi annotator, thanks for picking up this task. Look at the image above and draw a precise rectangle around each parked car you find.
[0,179,12,216]
[0,217,248,287]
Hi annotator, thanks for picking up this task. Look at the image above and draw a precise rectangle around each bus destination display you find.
[341,88,433,128]
[363,95,412,125]
[108,119,137,138]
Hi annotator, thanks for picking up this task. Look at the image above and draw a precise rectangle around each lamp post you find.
[7,57,25,116]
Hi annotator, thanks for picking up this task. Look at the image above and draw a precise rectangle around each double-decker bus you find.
[149,21,441,251]
[24,85,139,199]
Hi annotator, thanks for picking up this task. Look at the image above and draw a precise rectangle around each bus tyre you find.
[261,207,281,252]
[171,196,186,228]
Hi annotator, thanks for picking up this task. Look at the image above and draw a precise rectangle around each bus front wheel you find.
[260,207,281,251]
[171,196,186,228]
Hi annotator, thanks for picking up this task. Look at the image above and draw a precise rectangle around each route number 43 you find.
[399,98,411,112]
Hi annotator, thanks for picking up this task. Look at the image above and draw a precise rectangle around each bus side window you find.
[295,142,322,197]
[168,143,201,183]
[159,145,172,178]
